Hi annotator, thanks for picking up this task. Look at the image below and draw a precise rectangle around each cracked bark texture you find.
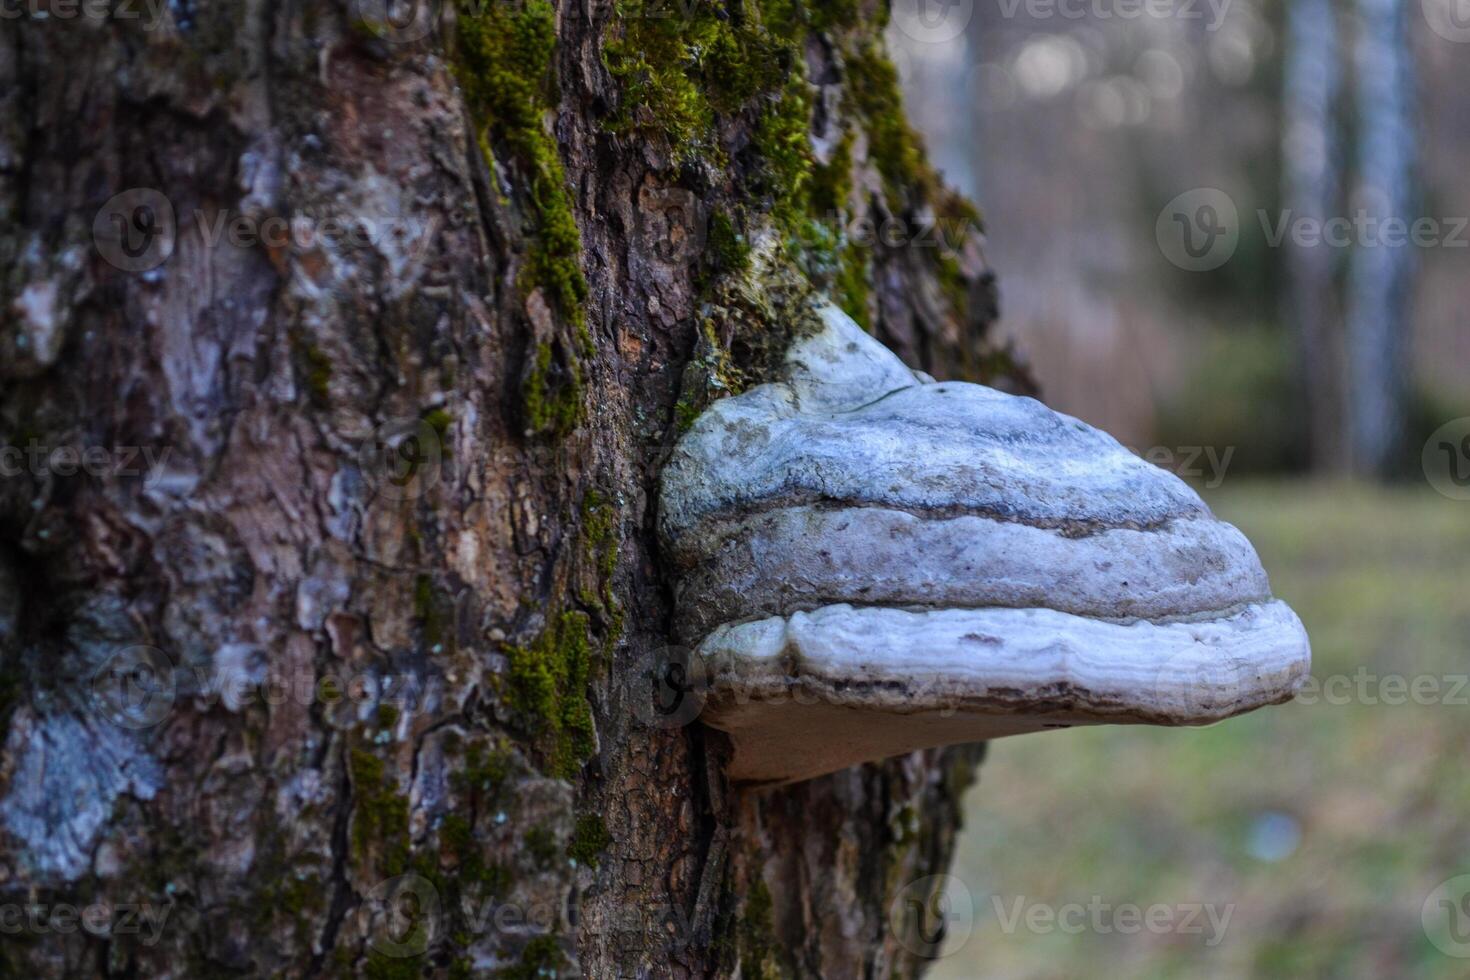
[0,0,1031,975]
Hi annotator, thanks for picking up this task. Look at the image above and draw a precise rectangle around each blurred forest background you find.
[885,0,1470,975]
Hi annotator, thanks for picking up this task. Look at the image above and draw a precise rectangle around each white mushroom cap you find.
[660,300,1310,786]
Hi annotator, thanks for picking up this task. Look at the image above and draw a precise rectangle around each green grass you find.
[932,480,1470,980]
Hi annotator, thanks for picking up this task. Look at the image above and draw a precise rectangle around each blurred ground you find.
[932,480,1470,979]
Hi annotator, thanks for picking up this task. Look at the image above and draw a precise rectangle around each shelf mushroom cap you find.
[659,300,1311,787]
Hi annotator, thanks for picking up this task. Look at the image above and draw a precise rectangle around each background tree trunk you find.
[1345,0,1415,478]
[1281,0,1344,473]
[0,0,1029,975]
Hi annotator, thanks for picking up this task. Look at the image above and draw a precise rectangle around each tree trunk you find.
[1281,0,1343,473]
[1345,0,1415,478]
[0,0,1028,976]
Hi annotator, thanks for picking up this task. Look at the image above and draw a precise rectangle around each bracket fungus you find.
[660,299,1310,786]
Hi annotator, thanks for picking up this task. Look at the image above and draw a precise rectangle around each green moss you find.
[602,0,719,157]
[578,489,621,614]
[808,0,862,31]
[602,0,802,162]
[834,240,870,330]
[452,741,513,804]
[674,387,705,435]
[291,334,334,403]
[522,340,584,438]
[600,0,833,242]
[349,748,411,877]
[498,935,565,980]
[422,406,453,440]
[673,316,742,434]
[809,127,855,219]
[254,856,330,943]
[567,814,611,868]
[505,611,596,778]
[440,813,512,894]
[847,42,933,208]
[738,878,784,980]
[454,0,591,438]
[705,210,752,279]
[714,250,827,383]
[364,952,426,980]
[524,826,559,868]
[455,0,586,328]
[413,573,450,651]
[935,252,968,314]
[752,77,815,232]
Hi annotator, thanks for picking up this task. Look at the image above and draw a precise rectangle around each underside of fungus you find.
[659,299,1311,787]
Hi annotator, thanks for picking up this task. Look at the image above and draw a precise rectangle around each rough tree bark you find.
[0,0,1029,975]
